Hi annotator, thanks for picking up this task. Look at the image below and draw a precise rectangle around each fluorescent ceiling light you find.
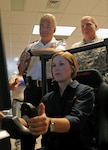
[32,25,39,34]
[32,25,76,36]
[96,28,108,38]
[54,26,76,36]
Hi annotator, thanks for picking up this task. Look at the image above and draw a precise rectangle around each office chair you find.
[75,69,108,150]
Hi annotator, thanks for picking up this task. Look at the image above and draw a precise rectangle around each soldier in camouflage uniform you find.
[71,16,108,83]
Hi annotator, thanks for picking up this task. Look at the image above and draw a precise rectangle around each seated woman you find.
[0,51,97,150]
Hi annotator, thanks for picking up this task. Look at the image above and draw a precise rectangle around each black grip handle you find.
[21,102,38,118]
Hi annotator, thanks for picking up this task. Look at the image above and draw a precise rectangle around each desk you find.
[0,130,11,150]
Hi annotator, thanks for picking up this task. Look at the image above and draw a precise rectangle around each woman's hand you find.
[27,103,50,136]
[18,118,28,127]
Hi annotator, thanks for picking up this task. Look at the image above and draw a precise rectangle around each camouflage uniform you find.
[71,36,108,83]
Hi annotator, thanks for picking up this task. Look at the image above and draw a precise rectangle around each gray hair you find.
[40,13,57,28]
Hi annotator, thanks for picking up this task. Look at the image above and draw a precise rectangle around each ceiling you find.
[1,0,108,77]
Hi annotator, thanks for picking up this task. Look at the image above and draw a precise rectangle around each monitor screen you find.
[0,16,11,110]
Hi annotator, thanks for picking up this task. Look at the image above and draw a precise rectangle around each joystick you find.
[21,102,38,118]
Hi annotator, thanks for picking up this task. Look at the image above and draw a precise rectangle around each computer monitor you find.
[0,16,11,110]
